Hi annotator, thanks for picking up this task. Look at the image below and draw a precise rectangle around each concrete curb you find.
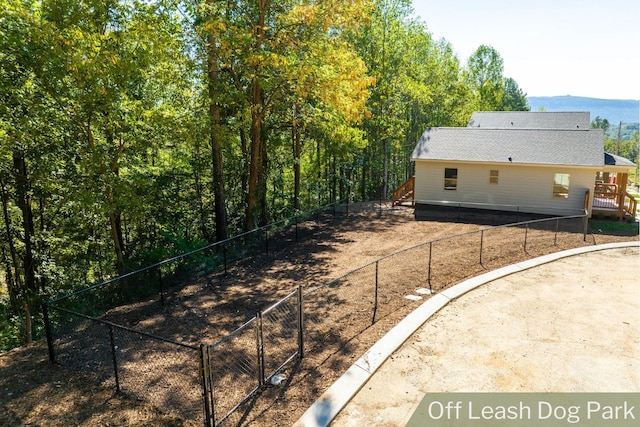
[293,241,640,427]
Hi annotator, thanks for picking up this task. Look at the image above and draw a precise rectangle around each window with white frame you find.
[553,173,570,198]
[444,168,458,190]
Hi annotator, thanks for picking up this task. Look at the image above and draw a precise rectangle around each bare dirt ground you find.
[1,206,637,427]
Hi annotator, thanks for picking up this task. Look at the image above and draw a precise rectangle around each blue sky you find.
[411,0,640,100]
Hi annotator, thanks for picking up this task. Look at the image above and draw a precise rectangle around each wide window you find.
[444,168,458,190]
[553,173,570,198]
[489,170,499,184]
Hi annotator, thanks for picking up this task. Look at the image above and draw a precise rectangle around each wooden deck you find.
[591,183,638,219]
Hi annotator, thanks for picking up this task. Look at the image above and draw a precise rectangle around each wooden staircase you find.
[392,176,415,206]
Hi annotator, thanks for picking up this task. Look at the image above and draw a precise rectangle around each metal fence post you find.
[554,218,560,246]
[582,214,588,241]
[264,228,269,255]
[108,325,121,393]
[297,285,304,359]
[42,301,56,363]
[255,313,265,386]
[158,268,165,307]
[427,242,433,292]
[523,223,529,252]
[479,230,484,266]
[223,242,228,275]
[200,344,215,427]
[372,261,379,325]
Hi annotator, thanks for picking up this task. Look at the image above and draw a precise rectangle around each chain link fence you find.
[43,201,590,426]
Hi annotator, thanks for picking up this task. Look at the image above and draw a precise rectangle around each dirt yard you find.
[1,206,637,426]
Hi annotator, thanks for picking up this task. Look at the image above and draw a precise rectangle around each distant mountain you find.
[527,96,639,125]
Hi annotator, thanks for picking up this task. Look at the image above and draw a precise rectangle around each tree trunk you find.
[360,147,367,201]
[246,89,263,230]
[206,4,228,241]
[109,210,126,277]
[11,150,36,344]
[259,124,268,226]
[193,139,210,241]
[292,105,301,211]
[23,301,32,344]
[104,126,126,277]
[382,138,389,200]
[0,175,20,310]
[331,154,337,204]
[240,126,248,199]
[245,1,267,230]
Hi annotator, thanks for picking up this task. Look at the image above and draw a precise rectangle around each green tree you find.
[1,0,72,343]
[501,77,530,111]
[350,0,473,200]
[200,0,229,241]
[465,45,505,111]
[1,0,195,347]
[196,0,373,230]
[591,116,611,132]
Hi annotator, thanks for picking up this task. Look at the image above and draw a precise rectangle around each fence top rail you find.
[385,211,586,260]
[46,199,348,305]
[48,305,198,350]
[303,276,343,297]
[262,288,299,315]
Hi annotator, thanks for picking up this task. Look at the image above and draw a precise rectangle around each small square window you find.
[489,170,499,184]
[553,173,570,198]
[444,168,457,190]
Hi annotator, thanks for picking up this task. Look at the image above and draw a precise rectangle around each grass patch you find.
[589,218,639,234]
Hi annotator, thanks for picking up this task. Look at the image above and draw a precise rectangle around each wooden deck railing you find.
[593,183,638,218]
[392,176,415,206]
[623,191,638,218]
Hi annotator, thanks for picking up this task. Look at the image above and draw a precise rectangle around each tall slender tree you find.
[202,0,228,240]
[465,45,505,111]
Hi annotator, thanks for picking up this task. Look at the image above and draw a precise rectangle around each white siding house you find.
[409,112,635,218]
[413,161,597,216]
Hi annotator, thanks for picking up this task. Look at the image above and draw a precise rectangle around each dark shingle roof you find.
[604,152,637,167]
[468,112,591,130]
[411,127,604,167]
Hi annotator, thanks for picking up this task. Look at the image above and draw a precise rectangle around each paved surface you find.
[295,242,640,427]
